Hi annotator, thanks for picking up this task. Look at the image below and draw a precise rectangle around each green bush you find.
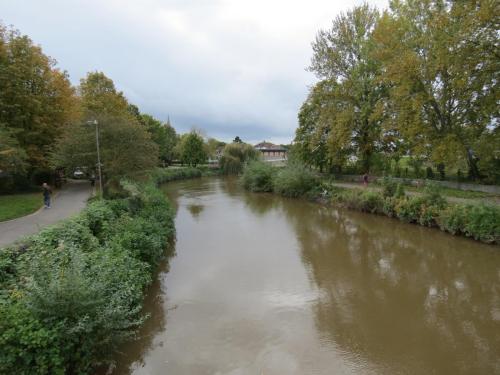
[337,189,384,214]
[423,182,446,207]
[438,204,469,235]
[463,204,500,243]
[395,183,405,198]
[0,181,175,374]
[241,161,276,192]
[395,196,423,223]
[381,177,397,198]
[382,197,397,217]
[439,204,500,243]
[273,163,317,197]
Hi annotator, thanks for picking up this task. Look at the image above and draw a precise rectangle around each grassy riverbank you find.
[0,167,210,374]
[0,192,42,222]
[242,162,500,245]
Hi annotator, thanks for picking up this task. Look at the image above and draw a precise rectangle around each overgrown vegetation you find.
[334,184,498,244]
[242,163,500,244]
[241,161,276,192]
[273,163,318,198]
[0,181,175,374]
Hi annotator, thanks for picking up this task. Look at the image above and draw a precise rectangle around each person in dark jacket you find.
[42,182,52,208]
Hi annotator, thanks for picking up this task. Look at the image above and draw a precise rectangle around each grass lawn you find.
[0,192,42,222]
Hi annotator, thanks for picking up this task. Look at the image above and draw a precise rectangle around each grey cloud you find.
[0,0,387,144]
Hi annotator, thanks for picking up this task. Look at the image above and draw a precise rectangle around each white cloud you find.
[0,0,388,144]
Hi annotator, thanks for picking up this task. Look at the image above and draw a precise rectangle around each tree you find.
[0,125,27,173]
[52,115,159,183]
[220,142,259,174]
[53,72,159,185]
[233,136,242,143]
[135,113,178,165]
[0,24,79,176]
[206,138,226,160]
[178,131,207,167]
[373,0,499,179]
[79,72,129,119]
[306,4,384,173]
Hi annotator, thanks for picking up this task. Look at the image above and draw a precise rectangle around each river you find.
[112,177,500,375]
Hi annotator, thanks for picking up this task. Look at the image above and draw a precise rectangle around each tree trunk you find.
[466,148,480,180]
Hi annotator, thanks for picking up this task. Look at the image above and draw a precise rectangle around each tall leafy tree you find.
[130,109,178,165]
[220,142,259,174]
[79,72,130,119]
[0,24,79,174]
[178,131,207,167]
[53,116,159,182]
[0,125,27,173]
[53,73,159,183]
[307,4,384,172]
[373,0,499,179]
[295,82,331,172]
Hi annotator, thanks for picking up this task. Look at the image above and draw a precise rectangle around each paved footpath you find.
[0,180,92,248]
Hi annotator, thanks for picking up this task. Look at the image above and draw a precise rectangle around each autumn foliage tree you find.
[0,24,79,187]
[295,1,499,182]
[53,72,159,188]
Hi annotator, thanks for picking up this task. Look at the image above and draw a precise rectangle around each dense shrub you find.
[438,203,500,243]
[0,181,175,374]
[394,183,405,198]
[422,182,446,207]
[463,204,500,243]
[381,177,397,198]
[273,163,317,197]
[241,161,276,192]
[332,189,384,214]
[437,204,468,235]
[382,197,398,217]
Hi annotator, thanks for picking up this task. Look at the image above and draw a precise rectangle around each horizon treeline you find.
[294,0,499,183]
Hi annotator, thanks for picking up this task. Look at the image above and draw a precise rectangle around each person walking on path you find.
[42,182,52,208]
[363,173,369,187]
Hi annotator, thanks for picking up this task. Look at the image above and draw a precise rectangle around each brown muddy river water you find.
[113,177,500,375]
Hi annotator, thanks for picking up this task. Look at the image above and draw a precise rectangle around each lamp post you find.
[87,120,103,197]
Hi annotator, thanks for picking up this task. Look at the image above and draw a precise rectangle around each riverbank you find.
[0,168,208,374]
[242,162,500,245]
[110,176,500,375]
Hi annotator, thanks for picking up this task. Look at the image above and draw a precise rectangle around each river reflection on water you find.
[112,177,500,375]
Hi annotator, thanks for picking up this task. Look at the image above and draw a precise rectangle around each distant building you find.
[254,141,287,161]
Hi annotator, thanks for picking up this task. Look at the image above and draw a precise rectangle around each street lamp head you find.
[86,119,98,125]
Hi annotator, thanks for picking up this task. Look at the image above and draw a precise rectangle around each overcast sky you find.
[1,0,387,144]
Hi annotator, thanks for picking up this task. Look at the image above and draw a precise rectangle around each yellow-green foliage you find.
[220,143,259,175]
